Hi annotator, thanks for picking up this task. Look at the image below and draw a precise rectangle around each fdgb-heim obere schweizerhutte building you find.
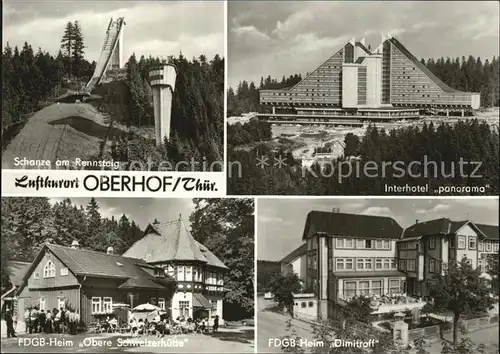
[9,217,227,327]
[282,210,498,320]
[259,34,480,123]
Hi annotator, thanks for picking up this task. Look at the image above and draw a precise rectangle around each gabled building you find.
[302,210,404,319]
[123,218,228,323]
[282,209,498,321]
[16,242,176,326]
[259,35,480,123]
[398,219,499,298]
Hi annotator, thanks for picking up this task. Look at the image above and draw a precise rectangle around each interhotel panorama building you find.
[259,34,480,122]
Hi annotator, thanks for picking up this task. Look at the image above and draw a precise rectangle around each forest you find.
[2,21,224,167]
[1,197,254,318]
[227,55,500,117]
[227,120,499,195]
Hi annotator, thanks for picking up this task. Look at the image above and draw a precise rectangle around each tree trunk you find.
[453,313,460,345]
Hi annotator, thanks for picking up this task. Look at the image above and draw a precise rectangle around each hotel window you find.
[308,301,314,308]
[92,297,102,314]
[312,255,318,269]
[372,280,383,295]
[179,301,190,317]
[356,239,365,249]
[358,281,370,295]
[336,238,344,249]
[185,266,192,281]
[479,242,484,251]
[336,258,354,271]
[365,240,373,249]
[407,260,416,272]
[429,238,435,250]
[376,240,383,249]
[60,267,68,276]
[389,279,401,294]
[345,239,354,249]
[494,242,499,252]
[103,297,113,313]
[450,237,455,248]
[458,236,466,249]
[399,259,405,271]
[429,259,435,273]
[391,259,397,269]
[383,240,391,249]
[486,241,492,252]
[301,302,307,308]
[34,272,40,279]
[364,258,373,270]
[478,260,484,272]
[158,298,166,310]
[357,258,365,270]
[375,259,383,270]
[167,265,175,277]
[43,260,55,278]
[39,297,46,311]
[177,266,185,281]
[468,237,477,250]
[344,282,357,298]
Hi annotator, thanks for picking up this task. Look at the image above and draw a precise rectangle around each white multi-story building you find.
[124,217,227,324]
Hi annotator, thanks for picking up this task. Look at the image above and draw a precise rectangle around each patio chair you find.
[87,322,100,333]
[170,325,183,335]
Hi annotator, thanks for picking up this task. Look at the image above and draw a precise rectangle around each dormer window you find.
[43,260,55,278]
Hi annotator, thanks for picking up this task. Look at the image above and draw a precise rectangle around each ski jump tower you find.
[149,64,177,145]
[85,17,125,92]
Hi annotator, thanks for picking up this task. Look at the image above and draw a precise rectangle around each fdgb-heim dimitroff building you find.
[259,34,480,123]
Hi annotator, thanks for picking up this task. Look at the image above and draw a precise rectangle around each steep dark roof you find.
[388,38,462,94]
[403,219,488,239]
[123,219,227,269]
[6,261,31,287]
[280,244,306,264]
[302,211,403,240]
[475,223,499,240]
[118,277,166,290]
[47,244,154,279]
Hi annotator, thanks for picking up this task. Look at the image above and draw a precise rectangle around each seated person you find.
[137,319,145,334]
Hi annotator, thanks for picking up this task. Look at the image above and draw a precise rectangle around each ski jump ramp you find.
[85,17,125,92]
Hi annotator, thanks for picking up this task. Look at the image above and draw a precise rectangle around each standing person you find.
[46,310,53,333]
[213,315,219,332]
[30,306,39,334]
[54,308,61,333]
[67,309,74,335]
[4,309,17,338]
[24,307,31,335]
[38,310,46,333]
[74,310,80,335]
[59,307,66,333]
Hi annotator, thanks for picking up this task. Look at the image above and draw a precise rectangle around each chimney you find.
[332,207,340,213]
[107,246,114,255]
[368,44,371,51]
[415,219,420,224]
[71,240,80,249]
[153,219,160,226]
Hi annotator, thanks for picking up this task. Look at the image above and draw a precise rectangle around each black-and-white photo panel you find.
[256,198,499,353]
[1,197,254,353]
[2,1,224,172]
[227,1,499,196]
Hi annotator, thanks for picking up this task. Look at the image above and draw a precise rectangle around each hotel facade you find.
[259,35,480,123]
[282,210,498,320]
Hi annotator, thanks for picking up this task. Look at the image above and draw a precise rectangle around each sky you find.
[228,1,500,89]
[2,1,224,63]
[49,197,195,230]
[257,198,499,261]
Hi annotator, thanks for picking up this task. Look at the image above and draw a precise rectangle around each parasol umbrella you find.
[132,303,160,312]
